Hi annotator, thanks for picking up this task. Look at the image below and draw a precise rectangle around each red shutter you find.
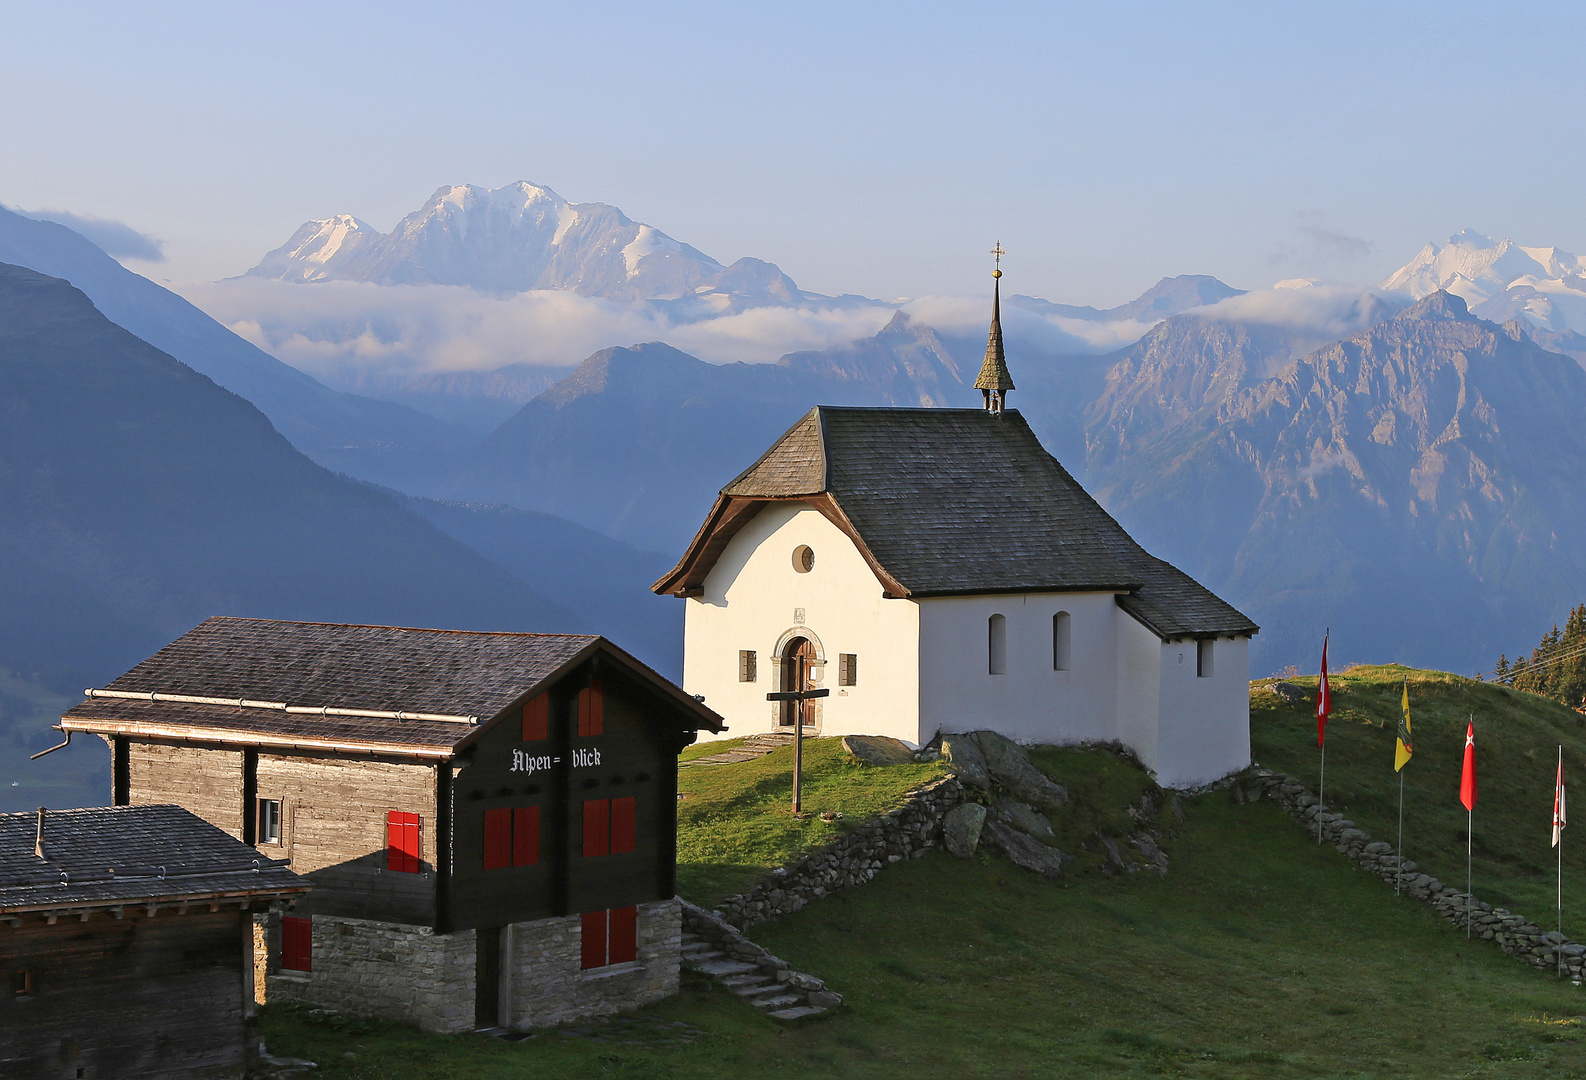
[608,906,638,964]
[483,808,512,870]
[512,806,540,866]
[578,680,604,737]
[582,799,609,858]
[522,694,548,741]
[281,916,312,972]
[580,910,608,970]
[610,796,636,854]
[387,811,420,873]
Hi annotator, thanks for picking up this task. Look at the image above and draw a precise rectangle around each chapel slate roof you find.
[669,407,1257,639]
[62,618,723,751]
[0,804,304,912]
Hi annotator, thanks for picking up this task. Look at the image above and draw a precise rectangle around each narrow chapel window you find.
[1052,612,1071,671]
[1197,639,1215,678]
[838,653,858,686]
[739,650,757,682]
[988,615,1007,676]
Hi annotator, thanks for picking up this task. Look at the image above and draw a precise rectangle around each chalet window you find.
[281,916,312,972]
[256,799,281,845]
[988,614,1007,676]
[582,796,636,857]
[522,693,548,741]
[838,653,858,686]
[12,970,32,997]
[386,811,421,873]
[1197,639,1214,678]
[483,806,540,870]
[739,650,758,683]
[580,906,639,969]
[1052,612,1072,671]
[577,680,604,737]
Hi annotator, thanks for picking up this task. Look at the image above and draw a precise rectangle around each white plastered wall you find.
[1114,610,1164,775]
[1152,635,1252,788]
[682,503,920,743]
[917,592,1124,747]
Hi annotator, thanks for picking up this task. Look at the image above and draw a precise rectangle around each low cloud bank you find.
[1194,282,1401,337]
[174,278,899,382]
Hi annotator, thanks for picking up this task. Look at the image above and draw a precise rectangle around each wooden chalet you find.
[0,803,305,1079]
[57,618,725,1033]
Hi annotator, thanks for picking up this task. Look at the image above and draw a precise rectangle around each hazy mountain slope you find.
[0,205,470,488]
[1008,275,1244,323]
[0,261,583,688]
[1086,292,1586,673]
[463,313,969,551]
[247,182,847,316]
[391,494,682,678]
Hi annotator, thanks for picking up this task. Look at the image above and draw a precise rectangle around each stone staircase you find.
[680,930,833,1021]
[681,730,808,768]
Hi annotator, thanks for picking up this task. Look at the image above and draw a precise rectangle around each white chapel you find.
[654,267,1258,788]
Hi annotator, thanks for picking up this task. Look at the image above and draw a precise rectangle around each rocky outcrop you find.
[941,803,987,858]
[841,735,916,766]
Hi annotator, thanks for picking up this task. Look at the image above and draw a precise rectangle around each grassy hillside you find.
[1252,664,1586,935]
[262,729,1586,1077]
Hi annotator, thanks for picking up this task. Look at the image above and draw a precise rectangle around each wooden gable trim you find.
[652,492,911,600]
[56,717,454,760]
[452,637,726,752]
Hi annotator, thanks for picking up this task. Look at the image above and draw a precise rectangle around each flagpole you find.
[1318,742,1326,845]
[1317,629,1329,846]
[1559,745,1565,979]
[1467,806,1473,939]
[1396,770,1405,897]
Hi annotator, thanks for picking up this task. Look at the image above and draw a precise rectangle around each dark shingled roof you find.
[62,618,723,751]
[668,407,1257,639]
[0,804,304,912]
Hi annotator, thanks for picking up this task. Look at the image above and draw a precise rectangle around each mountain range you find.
[246,182,871,319]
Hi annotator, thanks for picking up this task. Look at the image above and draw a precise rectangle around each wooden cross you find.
[766,687,830,812]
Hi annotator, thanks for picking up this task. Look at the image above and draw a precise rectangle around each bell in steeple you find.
[975,242,1015,413]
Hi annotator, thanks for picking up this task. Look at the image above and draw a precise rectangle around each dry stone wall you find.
[1252,768,1586,982]
[712,775,964,930]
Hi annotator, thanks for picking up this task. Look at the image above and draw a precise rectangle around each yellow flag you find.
[1395,678,1414,772]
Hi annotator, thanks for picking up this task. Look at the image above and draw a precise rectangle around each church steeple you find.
[975,242,1015,413]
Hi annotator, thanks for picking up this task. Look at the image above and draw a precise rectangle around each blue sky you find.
[4,1,1584,304]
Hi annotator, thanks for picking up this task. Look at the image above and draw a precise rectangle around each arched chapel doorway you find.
[779,636,818,730]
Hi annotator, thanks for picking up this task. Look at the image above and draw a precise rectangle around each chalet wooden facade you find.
[58,618,724,1033]
[0,803,305,1079]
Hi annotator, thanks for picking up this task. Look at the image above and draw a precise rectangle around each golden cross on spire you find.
[990,241,1005,279]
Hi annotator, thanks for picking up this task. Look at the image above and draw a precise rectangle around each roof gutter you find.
[59,717,454,760]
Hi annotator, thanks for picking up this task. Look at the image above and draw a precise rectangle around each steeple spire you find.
[975,242,1015,413]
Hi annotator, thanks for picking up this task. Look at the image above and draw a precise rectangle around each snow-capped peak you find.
[1380,231,1586,334]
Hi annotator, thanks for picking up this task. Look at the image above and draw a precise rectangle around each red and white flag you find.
[1460,721,1478,812]
[1316,634,1331,747]
[1554,748,1567,848]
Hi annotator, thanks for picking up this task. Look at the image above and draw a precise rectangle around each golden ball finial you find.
[992,269,1002,279]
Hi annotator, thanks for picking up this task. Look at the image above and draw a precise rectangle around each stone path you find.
[680,730,807,768]
[479,1016,706,1046]
[681,930,829,1020]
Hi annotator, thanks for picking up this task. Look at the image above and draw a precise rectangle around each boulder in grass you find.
[974,730,1069,810]
[982,818,1067,877]
[993,796,1054,838]
[941,803,988,857]
[940,733,991,790]
[841,734,915,766]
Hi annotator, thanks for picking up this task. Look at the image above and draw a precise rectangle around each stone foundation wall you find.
[264,914,476,1034]
[507,899,682,1028]
[715,775,963,930]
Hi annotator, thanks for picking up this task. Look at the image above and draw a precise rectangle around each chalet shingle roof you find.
[62,618,723,752]
[0,804,304,912]
[667,407,1257,639]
